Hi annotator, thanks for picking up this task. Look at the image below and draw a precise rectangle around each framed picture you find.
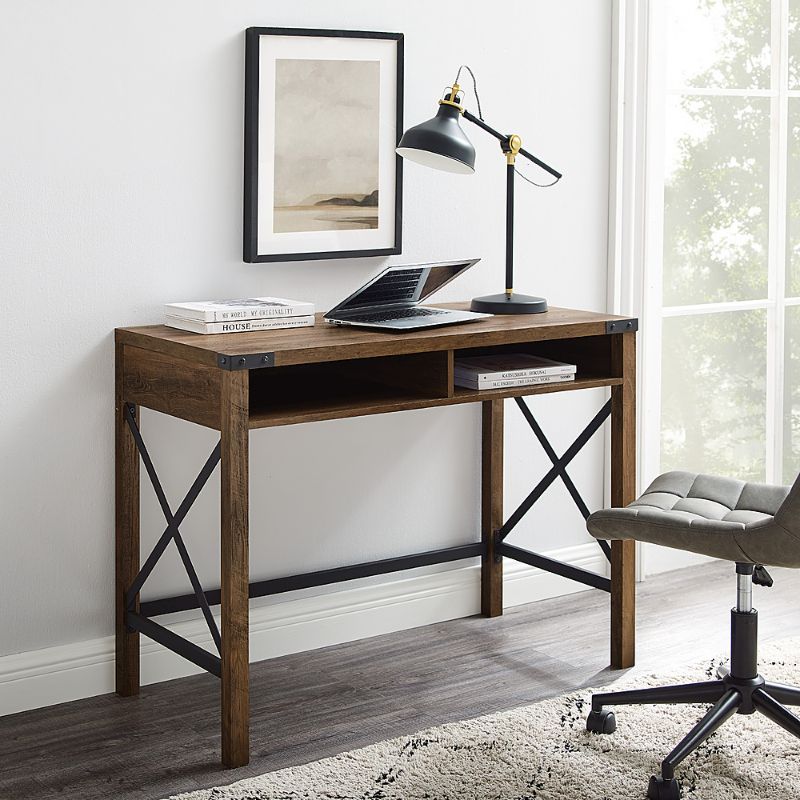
[244,27,404,263]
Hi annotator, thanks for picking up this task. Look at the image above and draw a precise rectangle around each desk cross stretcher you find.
[115,305,637,767]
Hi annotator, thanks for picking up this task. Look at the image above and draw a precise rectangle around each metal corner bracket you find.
[605,318,638,334]
[217,352,275,370]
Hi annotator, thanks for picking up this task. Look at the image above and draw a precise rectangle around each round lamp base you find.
[470,292,548,315]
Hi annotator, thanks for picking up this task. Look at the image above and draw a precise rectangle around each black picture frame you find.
[243,27,404,263]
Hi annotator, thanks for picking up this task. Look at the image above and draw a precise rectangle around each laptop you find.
[324,259,491,331]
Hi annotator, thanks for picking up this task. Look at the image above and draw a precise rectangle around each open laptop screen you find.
[418,262,472,301]
[332,260,479,313]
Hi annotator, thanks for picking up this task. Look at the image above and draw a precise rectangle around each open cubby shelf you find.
[451,375,622,404]
[248,374,621,428]
[247,337,620,429]
[453,333,613,373]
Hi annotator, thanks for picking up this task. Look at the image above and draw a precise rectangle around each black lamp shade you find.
[396,103,476,174]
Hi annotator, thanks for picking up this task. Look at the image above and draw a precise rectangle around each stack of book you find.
[454,353,577,390]
[164,297,315,334]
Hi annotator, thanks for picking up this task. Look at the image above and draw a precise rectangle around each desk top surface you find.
[116,304,636,369]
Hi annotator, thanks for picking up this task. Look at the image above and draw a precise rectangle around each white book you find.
[454,372,576,391]
[454,353,576,385]
[165,314,315,335]
[165,296,315,322]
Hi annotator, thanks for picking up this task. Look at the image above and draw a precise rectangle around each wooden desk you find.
[115,304,637,767]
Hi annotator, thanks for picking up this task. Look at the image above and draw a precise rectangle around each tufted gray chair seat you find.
[587,470,800,567]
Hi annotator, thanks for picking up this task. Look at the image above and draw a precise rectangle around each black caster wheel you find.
[586,708,616,734]
[647,775,681,800]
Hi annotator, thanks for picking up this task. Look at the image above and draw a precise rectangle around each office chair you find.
[584,470,800,800]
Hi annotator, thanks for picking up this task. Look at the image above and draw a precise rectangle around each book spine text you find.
[454,373,575,391]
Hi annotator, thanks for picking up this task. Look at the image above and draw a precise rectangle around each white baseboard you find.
[0,542,607,717]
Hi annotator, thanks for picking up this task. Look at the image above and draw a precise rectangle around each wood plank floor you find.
[2,560,800,800]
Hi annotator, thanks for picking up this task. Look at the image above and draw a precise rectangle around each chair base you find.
[588,671,800,798]
[586,580,800,799]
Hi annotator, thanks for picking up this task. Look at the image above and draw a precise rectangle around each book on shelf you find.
[165,314,315,335]
[165,296,315,322]
[453,353,577,388]
[454,372,576,391]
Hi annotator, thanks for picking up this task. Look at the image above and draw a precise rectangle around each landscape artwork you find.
[273,58,380,234]
[244,28,402,262]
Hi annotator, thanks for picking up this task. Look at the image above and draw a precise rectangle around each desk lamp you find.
[396,67,562,314]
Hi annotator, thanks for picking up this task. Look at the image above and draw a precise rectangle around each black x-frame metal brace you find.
[121,404,485,679]
[123,403,224,677]
[494,397,613,593]
[122,396,613,679]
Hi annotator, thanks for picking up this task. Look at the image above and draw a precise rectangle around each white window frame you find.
[607,0,651,579]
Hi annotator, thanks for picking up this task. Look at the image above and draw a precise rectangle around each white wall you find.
[0,0,613,706]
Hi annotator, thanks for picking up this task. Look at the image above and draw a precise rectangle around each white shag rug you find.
[166,640,800,800]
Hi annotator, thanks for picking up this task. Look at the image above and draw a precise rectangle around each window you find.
[643,0,800,485]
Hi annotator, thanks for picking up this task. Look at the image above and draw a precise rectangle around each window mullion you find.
[666,88,777,97]
[769,0,790,484]
[662,299,772,318]
[640,0,667,498]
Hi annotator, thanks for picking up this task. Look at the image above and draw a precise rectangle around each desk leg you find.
[221,370,250,768]
[610,332,636,669]
[115,342,140,696]
[481,399,504,617]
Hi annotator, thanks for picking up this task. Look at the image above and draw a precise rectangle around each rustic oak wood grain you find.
[610,331,637,669]
[220,369,250,768]
[445,350,455,399]
[115,342,140,697]
[250,378,619,429]
[121,342,222,430]
[246,375,622,429]
[109,305,639,768]
[481,399,504,617]
[115,306,634,369]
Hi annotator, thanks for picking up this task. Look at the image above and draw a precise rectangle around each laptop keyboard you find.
[351,307,447,323]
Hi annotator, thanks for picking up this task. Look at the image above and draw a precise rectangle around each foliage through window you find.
[657,0,800,484]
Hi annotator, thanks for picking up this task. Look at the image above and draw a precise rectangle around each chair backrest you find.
[775,472,800,537]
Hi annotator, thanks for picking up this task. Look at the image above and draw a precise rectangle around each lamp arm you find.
[518,145,562,180]
[462,108,507,144]
[462,108,562,180]
[459,106,561,301]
